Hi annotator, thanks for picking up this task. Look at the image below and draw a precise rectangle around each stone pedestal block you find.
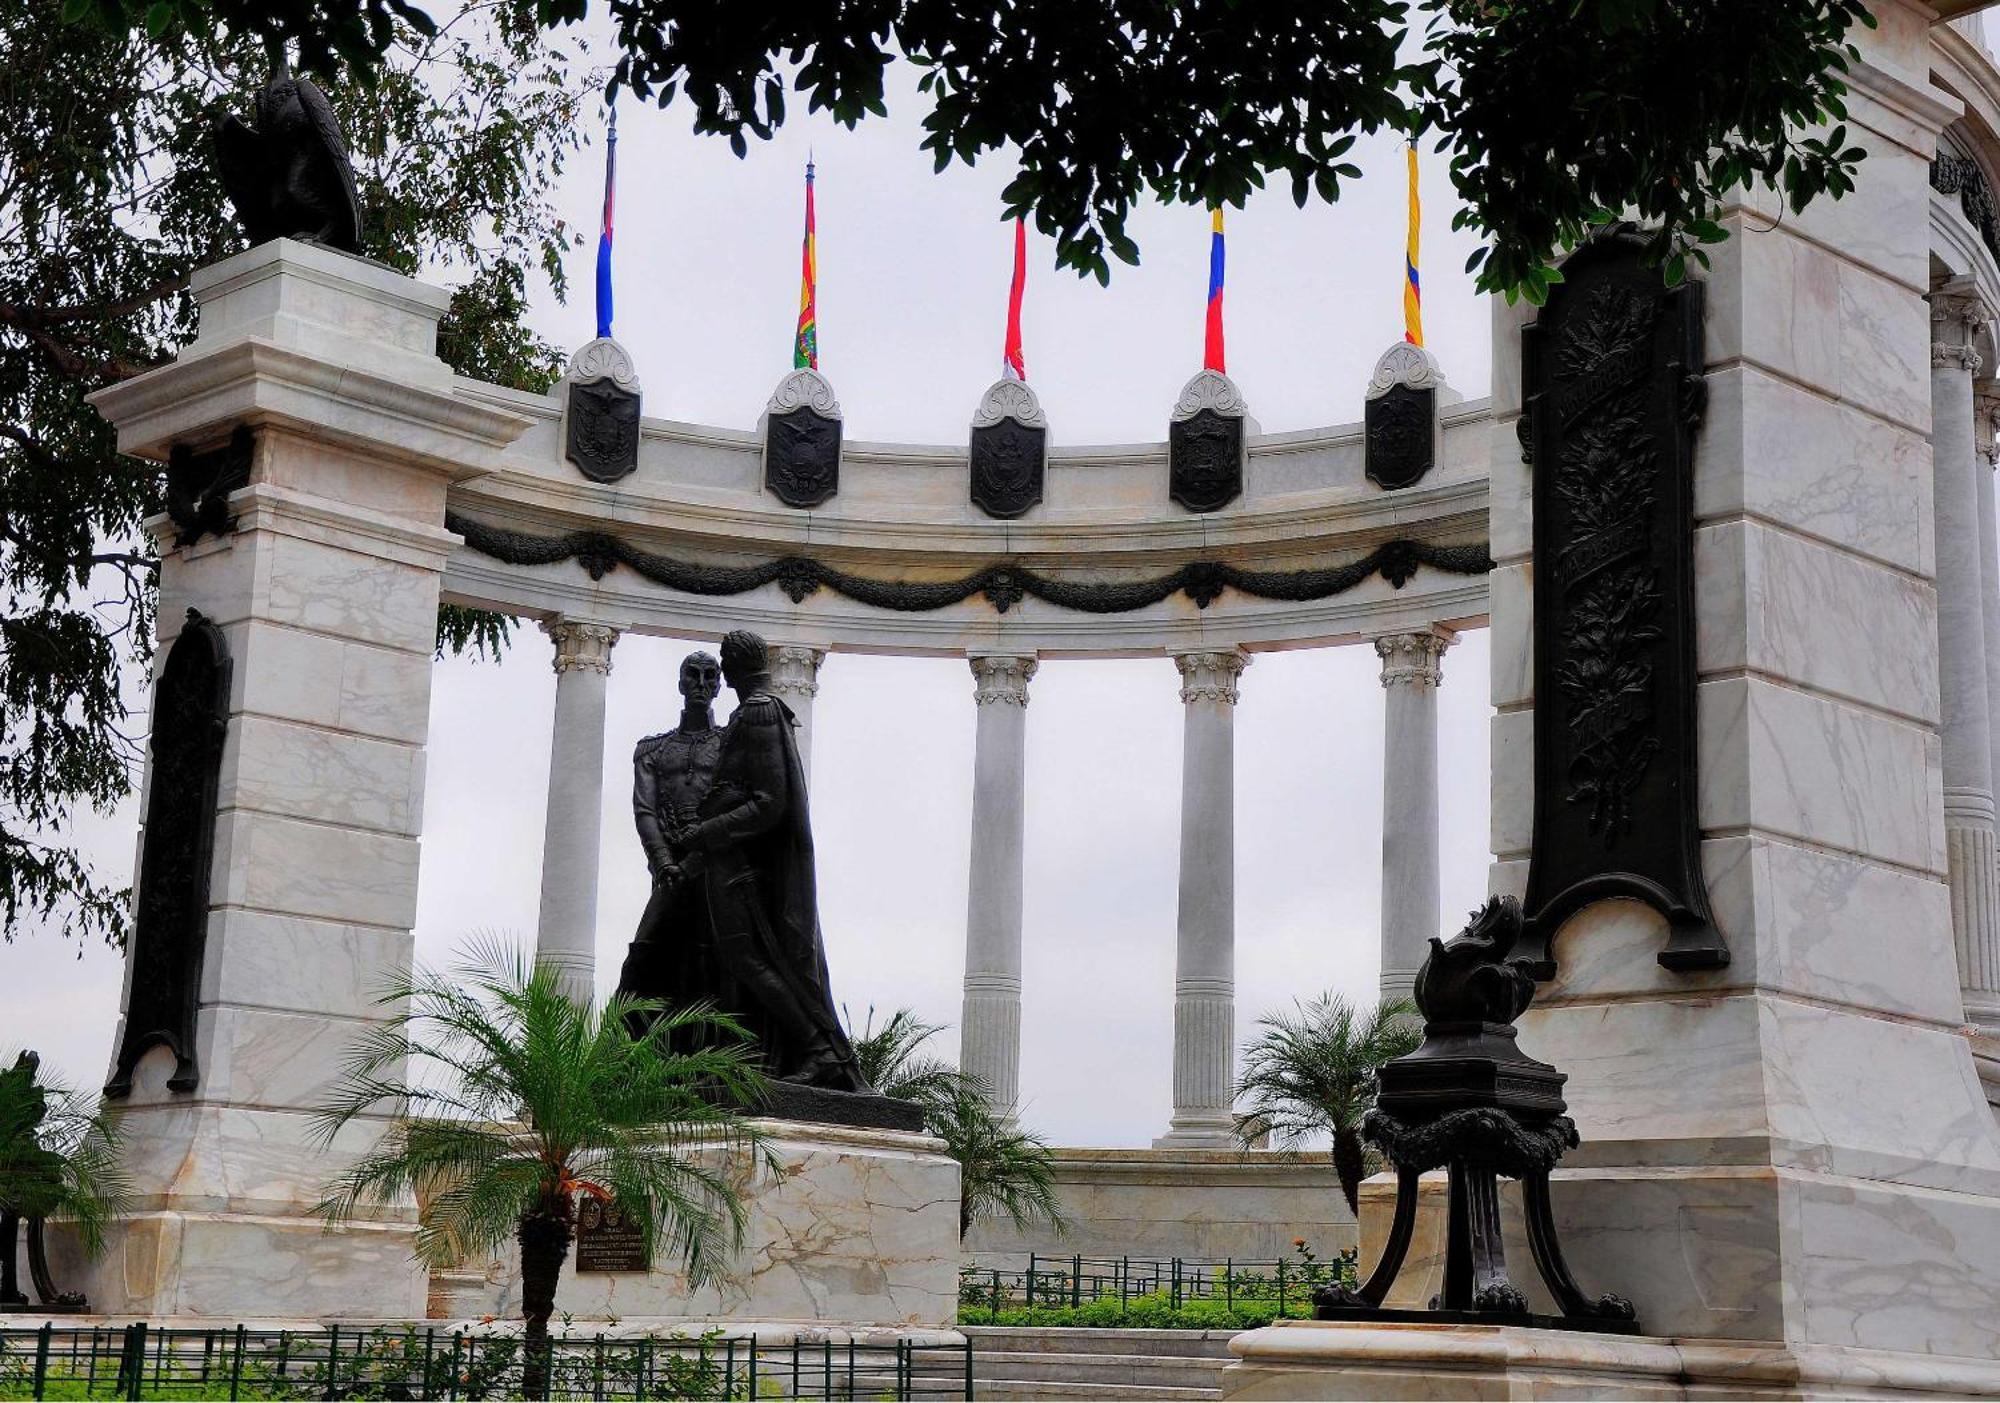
[445,1121,960,1329]
[74,239,530,1321]
[1222,1320,2000,1400]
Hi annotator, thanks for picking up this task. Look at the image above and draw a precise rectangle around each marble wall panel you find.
[195,1003,398,1115]
[1536,836,1958,1022]
[208,807,423,930]
[1696,366,1933,578]
[1489,708,1533,861]
[200,908,411,1021]
[1728,116,1932,292]
[1703,222,1843,394]
[1488,561,1532,711]
[257,435,457,523]
[97,1102,401,1216]
[230,620,435,745]
[1696,676,1937,872]
[218,713,425,835]
[255,531,446,654]
[1694,520,1938,724]
[465,1126,961,1328]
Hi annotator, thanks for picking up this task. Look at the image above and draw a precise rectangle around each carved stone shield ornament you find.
[971,419,1047,518]
[1169,409,1244,512]
[1365,384,1436,490]
[1516,227,1725,979]
[106,610,232,1098]
[1168,369,1248,513]
[566,378,641,483]
[763,368,844,508]
[969,378,1048,519]
[766,407,842,508]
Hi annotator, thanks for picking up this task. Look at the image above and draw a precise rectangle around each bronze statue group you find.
[616,631,873,1095]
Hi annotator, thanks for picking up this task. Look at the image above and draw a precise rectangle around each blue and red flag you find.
[595,106,617,340]
[1203,206,1226,373]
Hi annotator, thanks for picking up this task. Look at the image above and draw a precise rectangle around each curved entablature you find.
[441,379,1497,657]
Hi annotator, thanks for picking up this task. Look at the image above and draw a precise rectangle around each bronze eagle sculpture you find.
[214,50,362,253]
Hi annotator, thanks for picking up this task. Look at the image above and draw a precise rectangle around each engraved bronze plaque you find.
[574,1197,650,1273]
[1516,227,1725,979]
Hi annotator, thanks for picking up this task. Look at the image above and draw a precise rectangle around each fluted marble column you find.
[768,643,826,780]
[1375,629,1454,1011]
[536,618,619,1003]
[1156,648,1249,1148]
[961,653,1036,1112]
[1932,285,2000,1028]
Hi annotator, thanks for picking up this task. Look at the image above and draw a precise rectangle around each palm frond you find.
[1233,994,1421,1151]
[316,934,770,1285]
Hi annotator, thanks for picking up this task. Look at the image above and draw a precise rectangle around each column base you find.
[1222,1320,2000,1400]
[1152,1111,1239,1150]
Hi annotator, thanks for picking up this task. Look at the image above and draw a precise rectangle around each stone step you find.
[968,1349,1229,1391]
[963,1325,1238,1359]
[974,1379,1221,1401]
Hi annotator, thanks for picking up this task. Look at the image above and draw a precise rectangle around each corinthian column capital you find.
[541,618,619,676]
[768,644,827,700]
[1375,628,1454,689]
[1173,649,1249,705]
[1931,279,1990,374]
[970,653,1037,706]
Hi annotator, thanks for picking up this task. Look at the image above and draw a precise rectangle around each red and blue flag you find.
[1203,207,1226,373]
[595,107,616,340]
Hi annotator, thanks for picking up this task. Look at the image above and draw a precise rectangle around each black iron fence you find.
[958,1252,1358,1321]
[0,1322,974,1400]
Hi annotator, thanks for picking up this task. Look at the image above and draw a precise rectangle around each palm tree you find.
[1234,995,1421,1217]
[0,1052,128,1305]
[847,1007,1065,1240]
[315,940,769,1398]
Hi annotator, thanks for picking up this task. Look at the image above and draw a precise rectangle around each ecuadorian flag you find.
[1203,207,1226,373]
[794,162,818,370]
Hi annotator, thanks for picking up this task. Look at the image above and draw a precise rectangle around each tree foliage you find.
[0,1052,130,1260]
[73,0,1874,292]
[1234,994,1420,1216]
[1,1,586,946]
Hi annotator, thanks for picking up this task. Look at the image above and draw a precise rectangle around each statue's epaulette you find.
[634,731,673,759]
[734,695,784,728]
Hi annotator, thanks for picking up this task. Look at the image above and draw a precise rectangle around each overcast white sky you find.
[4,54,1498,1148]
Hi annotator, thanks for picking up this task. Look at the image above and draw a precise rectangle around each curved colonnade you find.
[440,366,1497,1143]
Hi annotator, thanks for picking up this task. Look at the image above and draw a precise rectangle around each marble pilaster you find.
[767,643,827,779]
[74,238,532,1320]
[961,653,1036,1113]
[1374,629,1453,1010]
[1156,649,1248,1149]
[535,618,619,1003]
[1934,285,2000,1028]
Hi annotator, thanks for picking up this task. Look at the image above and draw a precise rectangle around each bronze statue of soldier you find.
[615,633,871,1095]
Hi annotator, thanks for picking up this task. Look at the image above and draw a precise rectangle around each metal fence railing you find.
[0,1322,975,1401]
[957,1252,1359,1322]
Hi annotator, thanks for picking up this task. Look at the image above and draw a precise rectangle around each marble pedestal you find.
[434,1121,961,1329]
[1222,1320,2000,1400]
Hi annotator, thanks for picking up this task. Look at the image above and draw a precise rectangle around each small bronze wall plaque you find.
[573,1197,650,1273]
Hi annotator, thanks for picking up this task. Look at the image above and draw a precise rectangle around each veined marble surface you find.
[450,1121,961,1329]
